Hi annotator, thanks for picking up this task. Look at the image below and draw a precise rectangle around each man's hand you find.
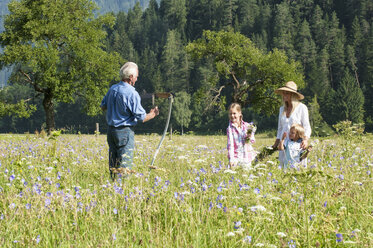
[151,106,159,116]
[143,106,159,123]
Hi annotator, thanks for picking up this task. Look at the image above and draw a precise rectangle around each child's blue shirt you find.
[284,138,303,169]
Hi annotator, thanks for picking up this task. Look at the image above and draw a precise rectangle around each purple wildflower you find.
[336,233,343,242]
[234,221,241,229]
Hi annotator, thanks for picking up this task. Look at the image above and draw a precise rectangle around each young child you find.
[278,123,311,169]
[227,103,256,170]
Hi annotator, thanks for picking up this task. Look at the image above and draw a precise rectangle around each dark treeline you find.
[1,0,372,135]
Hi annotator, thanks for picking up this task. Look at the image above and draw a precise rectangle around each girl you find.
[278,123,311,169]
[227,103,256,169]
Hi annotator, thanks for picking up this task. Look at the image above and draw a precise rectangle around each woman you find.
[272,81,311,168]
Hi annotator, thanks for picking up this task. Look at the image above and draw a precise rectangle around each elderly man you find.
[101,62,159,179]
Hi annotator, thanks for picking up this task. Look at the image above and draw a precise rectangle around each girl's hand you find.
[301,139,308,149]
[229,162,237,168]
[282,132,287,141]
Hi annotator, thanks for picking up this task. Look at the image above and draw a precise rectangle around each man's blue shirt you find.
[101,81,146,127]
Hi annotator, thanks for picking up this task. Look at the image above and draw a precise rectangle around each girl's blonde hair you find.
[228,103,243,122]
[290,123,305,140]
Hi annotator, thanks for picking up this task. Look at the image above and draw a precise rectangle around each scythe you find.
[141,92,173,170]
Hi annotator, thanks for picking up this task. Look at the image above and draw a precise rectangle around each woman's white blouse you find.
[276,103,311,140]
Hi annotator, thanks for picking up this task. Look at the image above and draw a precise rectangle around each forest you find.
[0,0,372,134]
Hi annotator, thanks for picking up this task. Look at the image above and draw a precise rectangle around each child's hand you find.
[282,132,287,140]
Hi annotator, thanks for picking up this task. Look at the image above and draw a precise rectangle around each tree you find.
[186,30,304,116]
[160,0,187,39]
[162,29,189,92]
[334,70,365,123]
[272,2,296,59]
[0,0,120,133]
[172,91,192,134]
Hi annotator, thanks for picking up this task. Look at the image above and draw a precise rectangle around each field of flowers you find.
[0,132,372,247]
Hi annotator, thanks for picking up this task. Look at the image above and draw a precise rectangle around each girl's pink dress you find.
[227,120,256,165]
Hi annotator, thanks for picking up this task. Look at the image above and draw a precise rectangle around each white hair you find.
[119,62,138,80]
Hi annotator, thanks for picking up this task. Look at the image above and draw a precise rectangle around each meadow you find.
[0,132,372,247]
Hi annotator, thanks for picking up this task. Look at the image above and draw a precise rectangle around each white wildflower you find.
[234,228,245,235]
[197,145,208,149]
[226,232,235,237]
[353,181,363,185]
[343,241,356,244]
[266,160,275,165]
[270,196,283,201]
[250,205,266,212]
[276,232,287,237]
[224,169,237,174]
[178,156,188,160]
[194,159,205,163]
[254,163,266,168]
[255,243,264,247]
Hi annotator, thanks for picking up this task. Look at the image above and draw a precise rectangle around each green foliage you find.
[333,70,365,123]
[0,0,120,132]
[0,0,372,134]
[0,84,37,118]
[186,30,304,116]
[172,91,192,134]
[333,120,364,138]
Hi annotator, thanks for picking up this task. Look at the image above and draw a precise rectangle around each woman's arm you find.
[301,104,311,149]
[278,132,287,150]
[273,107,283,149]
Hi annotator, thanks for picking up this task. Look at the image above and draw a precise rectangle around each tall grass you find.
[0,133,372,247]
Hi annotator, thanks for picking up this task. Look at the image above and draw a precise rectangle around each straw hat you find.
[275,81,304,100]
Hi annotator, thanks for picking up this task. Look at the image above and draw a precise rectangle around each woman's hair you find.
[282,93,300,115]
[120,62,138,80]
[290,123,305,140]
[228,103,243,122]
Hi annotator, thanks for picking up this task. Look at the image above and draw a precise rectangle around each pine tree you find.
[161,29,189,92]
[160,0,187,39]
[272,2,296,59]
[172,91,192,135]
[334,70,365,123]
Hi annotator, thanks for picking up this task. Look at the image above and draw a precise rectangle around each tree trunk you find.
[42,90,55,135]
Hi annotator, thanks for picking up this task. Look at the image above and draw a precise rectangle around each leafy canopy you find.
[0,0,120,122]
[186,30,304,115]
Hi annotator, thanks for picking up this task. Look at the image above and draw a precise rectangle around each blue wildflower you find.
[9,174,15,182]
[234,221,241,229]
[113,208,118,215]
[243,236,252,243]
[336,233,343,242]
[254,188,260,194]
[288,239,296,248]
[309,214,316,221]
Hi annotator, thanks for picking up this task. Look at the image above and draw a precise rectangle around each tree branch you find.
[19,69,45,93]
[204,85,225,112]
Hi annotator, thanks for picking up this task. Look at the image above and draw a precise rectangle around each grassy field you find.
[0,132,372,247]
